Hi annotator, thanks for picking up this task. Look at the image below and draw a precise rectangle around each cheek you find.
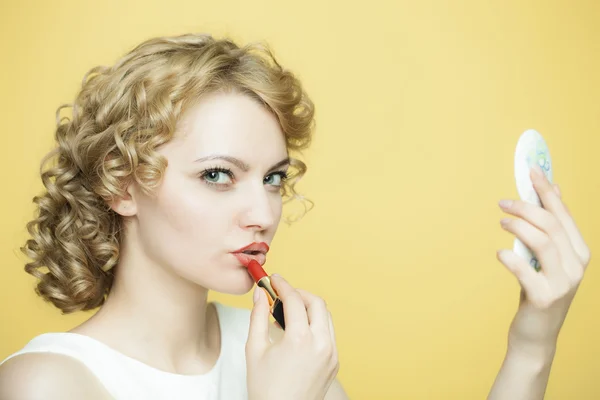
[274,197,283,221]
[268,194,284,235]
[137,175,229,260]
[156,179,228,241]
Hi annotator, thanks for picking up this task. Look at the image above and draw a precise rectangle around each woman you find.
[0,33,591,399]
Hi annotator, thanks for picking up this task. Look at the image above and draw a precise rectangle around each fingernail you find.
[500,218,511,226]
[253,286,260,303]
[271,273,280,278]
[531,164,544,179]
[498,200,513,209]
[554,184,561,197]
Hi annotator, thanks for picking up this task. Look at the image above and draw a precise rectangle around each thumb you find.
[246,287,270,357]
[553,183,561,198]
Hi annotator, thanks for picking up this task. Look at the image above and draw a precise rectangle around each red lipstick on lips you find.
[231,242,269,267]
[246,260,286,330]
[233,242,270,254]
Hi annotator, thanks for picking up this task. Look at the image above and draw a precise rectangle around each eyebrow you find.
[194,155,290,172]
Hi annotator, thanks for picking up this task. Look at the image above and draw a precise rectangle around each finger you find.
[269,275,309,333]
[500,217,564,279]
[246,287,270,356]
[327,311,338,351]
[499,200,579,278]
[553,184,574,219]
[531,166,591,265]
[328,311,339,372]
[296,289,330,334]
[553,184,561,199]
[552,183,574,218]
[268,321,284,344]
[497,249,551,306]
[499,199,571,251]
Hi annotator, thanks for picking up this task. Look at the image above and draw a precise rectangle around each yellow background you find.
[1,0,599,398]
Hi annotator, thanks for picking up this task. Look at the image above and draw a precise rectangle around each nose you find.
[238,184,278,232]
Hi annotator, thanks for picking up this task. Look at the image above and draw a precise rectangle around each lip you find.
[232,242,270,254]
[231,242,269,267]
[232,252,266,267]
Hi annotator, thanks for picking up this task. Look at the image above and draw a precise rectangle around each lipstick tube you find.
[246,260,286,330]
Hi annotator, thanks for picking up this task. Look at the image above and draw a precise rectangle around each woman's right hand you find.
[245,275,339,400]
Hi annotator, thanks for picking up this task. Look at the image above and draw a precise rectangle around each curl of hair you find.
[22,33,315,314]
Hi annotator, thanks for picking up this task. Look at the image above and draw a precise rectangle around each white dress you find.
[0,302,251,399]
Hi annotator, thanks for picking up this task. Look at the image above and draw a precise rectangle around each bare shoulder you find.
[0,352,112,400]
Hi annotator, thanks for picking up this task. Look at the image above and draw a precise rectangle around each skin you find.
[0,90,347,399]
[489,164,591,399]
[0,92,590,399]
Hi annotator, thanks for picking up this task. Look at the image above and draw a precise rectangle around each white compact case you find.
[513,129,553,271]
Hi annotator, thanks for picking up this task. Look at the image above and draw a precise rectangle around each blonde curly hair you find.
[21,33,315,314]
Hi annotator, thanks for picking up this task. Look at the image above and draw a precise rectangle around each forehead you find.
[173,91,288,161]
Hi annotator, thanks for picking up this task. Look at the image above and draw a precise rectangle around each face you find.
[127,91,289,294]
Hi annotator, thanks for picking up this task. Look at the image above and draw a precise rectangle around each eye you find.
[264,171,288,187]
[201,168,234,185]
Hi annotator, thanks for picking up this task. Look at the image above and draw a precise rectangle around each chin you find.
[206,267,256,295]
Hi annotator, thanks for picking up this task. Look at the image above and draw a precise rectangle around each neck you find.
[76,227,220,375]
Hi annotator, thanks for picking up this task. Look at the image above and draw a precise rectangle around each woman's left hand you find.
[497,164,591,356]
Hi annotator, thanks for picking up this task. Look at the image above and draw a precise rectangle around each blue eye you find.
[201,168,234,185]
[264,172,288,186]
[200,168,287,189]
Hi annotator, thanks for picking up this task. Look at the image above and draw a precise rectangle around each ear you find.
[109,182,138,217]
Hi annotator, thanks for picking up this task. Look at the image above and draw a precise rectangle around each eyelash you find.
[199,166,289,188]
[201,166,234,182]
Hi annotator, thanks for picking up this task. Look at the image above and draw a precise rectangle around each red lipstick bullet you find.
[246,260,285,330]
